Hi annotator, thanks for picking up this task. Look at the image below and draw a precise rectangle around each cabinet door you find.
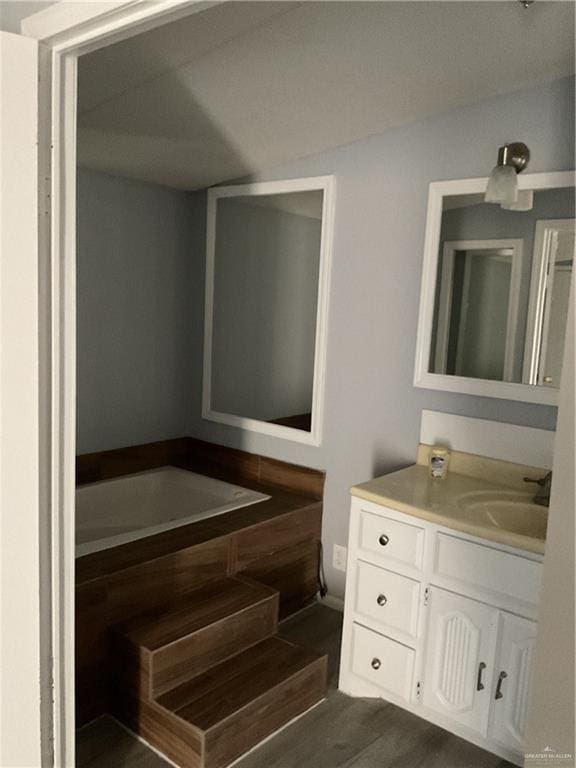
[489,613,537,754]
[422,588,498,735]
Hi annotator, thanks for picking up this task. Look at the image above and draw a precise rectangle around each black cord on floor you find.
[317,539,328,597]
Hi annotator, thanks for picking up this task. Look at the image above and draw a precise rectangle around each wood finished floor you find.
[77,604,513,768]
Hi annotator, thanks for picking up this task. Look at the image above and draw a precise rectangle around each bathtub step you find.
[112,575,279,697]
[156,635,327,768]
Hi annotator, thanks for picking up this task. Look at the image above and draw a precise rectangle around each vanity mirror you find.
[414,172,575,404]
[203,176,335,444]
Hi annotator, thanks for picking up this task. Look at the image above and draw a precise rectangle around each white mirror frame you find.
[202,175,336,446]
[414,171,575,405]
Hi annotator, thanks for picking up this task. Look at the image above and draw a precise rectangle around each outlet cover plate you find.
[333,544,347,572]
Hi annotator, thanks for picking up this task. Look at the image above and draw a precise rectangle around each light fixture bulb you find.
[485,165,518,205]
[484,142,530,205]
[501,189,534,212]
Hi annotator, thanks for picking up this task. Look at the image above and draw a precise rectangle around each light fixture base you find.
[498,142,530,174]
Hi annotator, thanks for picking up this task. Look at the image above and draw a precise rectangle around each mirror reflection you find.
[208,187,325,434]
[429,187,575,387]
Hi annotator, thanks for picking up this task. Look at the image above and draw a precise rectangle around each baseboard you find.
[317,593,344,612]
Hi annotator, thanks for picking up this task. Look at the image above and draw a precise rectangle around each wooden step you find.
[156,636,327,768]
[111,577,327,768]
[112,576,279,697]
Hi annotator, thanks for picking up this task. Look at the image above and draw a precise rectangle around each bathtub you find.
[75,467,270,558]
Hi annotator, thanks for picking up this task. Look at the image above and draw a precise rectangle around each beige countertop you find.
[351,454,547,555]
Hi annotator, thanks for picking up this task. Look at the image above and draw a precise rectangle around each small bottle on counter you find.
[429,445,450,479]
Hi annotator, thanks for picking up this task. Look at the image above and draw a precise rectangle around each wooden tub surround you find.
[76,438,327,767]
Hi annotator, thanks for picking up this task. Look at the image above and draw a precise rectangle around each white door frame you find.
[522,218,575,386]
[15,3,576,767]
[434,239,523,382]
[19,3,227,765]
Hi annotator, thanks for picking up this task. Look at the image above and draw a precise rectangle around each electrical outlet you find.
[333,544,348,572]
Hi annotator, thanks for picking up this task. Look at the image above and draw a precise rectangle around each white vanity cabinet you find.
[422,587,499,735]
[339,496,543,766]
[489,613,538,754]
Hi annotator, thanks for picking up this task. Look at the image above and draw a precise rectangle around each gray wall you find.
[212,199,320,423]
[0,1,57,33]
[76,169,197,454]
[188,77,573,599]
[439,188,575,380]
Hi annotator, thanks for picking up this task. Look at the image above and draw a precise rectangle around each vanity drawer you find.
[351,623,415,701]
[434,533,542,607]
[358,509,424,571]
[355,560,421,639]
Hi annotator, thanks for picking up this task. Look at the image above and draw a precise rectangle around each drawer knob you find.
[378,534,390,546]
[371,657,381,670]
[376,594,387,606]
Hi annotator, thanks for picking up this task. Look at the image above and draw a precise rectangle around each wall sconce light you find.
[484,142,531,208]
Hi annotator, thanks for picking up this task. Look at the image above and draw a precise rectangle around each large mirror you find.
[414,172,575,404]
[203,177,334,444]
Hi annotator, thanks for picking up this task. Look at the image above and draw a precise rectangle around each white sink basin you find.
[458,490,548,540]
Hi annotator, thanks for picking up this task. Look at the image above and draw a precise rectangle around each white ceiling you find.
[77,1,575,192]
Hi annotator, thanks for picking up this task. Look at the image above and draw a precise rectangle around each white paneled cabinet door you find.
[490,613,537,754]
[422,588,498,735]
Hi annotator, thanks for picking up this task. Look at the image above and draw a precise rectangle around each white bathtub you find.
[75,467,270,558]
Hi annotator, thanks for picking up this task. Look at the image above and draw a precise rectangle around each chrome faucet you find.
[523,471,552,507]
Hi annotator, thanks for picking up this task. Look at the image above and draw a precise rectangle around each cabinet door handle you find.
[495,671,508,699]
[371,658,381,670]
[476,662,487,691]
[378,534,390,546]
[376,594,387,606]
